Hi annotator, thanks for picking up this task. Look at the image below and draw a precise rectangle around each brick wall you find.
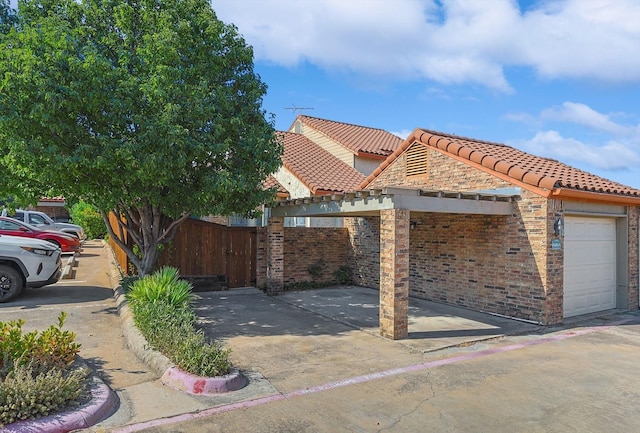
[345,216,380,288]
[256,226,352,288]
[358,146,556,324]
[628,206,639,310]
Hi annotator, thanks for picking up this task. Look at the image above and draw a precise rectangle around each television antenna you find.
[285,104,314,115]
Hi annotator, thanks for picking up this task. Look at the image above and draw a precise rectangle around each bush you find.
[0,313,87,427]
[126,268,232,377]
[0,365,89,426]
[126,267,194,308]
[69,202,107,240]
[0,312,81,376]
[0,364,89,426]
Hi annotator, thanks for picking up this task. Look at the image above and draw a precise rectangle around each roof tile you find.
[278,132,366,194]
[294,115,403,157]
[415,129,640,197]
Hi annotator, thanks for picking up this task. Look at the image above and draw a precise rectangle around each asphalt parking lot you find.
[2,240,640,433]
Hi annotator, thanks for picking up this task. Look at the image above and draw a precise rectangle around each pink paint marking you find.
[111,317,639,433]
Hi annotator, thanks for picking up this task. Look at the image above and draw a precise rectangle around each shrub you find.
[334,265,352,285]
[0,364,89,427]
[119,275,140,293]
[69,202,107,240]
[127,268,231,377]
[0,312,81,376]
[0,313,87,427]
[126,267,194,308]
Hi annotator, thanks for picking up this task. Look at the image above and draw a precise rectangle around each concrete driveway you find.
[151,290,640,433]
[2,241,640,433]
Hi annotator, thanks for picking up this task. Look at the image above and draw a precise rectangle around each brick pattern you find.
[257,226,352,289]
[266,217,284,294]
[256,227,267,288]
[379,209,409,339]
[282,227,351,285]
[345,216,380,288]
[358,147,561,324]
[628,206,640,310]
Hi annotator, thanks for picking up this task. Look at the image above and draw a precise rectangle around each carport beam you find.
[379,209,410,340]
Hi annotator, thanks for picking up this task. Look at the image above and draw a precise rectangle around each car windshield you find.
[0,218,40,231]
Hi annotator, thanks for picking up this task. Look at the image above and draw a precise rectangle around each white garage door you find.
[563,216,617,318]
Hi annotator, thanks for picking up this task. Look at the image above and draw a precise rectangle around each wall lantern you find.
[410,221,417,230]
[554,216,564,237]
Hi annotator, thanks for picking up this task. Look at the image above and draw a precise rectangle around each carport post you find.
[379,209,410,340]
[266,216,284,294]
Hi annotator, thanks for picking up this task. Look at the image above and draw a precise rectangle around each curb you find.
[2,367,117,433]
[161,367,248,395]
[114,286,248,393]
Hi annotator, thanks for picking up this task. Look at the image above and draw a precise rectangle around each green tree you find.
[0,0,282,275]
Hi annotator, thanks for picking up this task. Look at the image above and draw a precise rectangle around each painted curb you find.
[161,367,248,395]
[2,371,117,433]
[114,285,249,395]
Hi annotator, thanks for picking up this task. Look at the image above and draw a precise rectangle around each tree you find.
[0,0,282,275]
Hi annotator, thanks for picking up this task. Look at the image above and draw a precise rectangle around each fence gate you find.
[110,215,257,289]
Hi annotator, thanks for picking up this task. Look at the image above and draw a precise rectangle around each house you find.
[289,115,402,176]
[264,128,640,340]
[209,115,403,227]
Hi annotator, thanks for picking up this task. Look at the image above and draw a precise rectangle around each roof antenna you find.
[285,104,314,115]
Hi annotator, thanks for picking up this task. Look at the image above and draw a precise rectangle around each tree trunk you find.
[101,205,189,277]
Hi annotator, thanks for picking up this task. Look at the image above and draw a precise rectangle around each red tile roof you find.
[263,175,289,197]
[362,128,640,203]
[293,115,403,158]
[278,132,366,194]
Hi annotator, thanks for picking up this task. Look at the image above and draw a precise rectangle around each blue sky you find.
[213,0,640,189]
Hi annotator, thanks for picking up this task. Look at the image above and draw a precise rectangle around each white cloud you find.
[213,0,640,91]
[390,129,413,139]
[516,130,640,171]
[541,102,634,135]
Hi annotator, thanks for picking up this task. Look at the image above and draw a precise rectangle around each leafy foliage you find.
[70,201,107,239]
[128,268,231,377]
[0,0,283,276]
[126,266,194,308]
[0,312,81,376]
[0,312,87,427]
[0,364,89,427]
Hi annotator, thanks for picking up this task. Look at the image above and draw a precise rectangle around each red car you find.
[0,216,80,253]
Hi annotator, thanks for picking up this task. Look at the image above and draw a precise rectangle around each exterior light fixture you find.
[554,216,564,237]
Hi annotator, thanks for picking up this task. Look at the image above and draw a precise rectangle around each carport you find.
[265,186,518,340]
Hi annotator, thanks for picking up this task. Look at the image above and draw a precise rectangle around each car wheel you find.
[0,265,24,303]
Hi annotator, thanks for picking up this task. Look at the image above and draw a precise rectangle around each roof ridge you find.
[298,114,392,134]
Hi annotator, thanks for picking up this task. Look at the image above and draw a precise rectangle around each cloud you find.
[541,102,633,135]
[516,130,640,171]
[390,129,413,139]
[213,0,640,91]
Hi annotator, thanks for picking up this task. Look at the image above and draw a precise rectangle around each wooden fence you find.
[108,213,257,289]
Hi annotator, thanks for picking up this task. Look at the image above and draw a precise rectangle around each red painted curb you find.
[160,367,248,395]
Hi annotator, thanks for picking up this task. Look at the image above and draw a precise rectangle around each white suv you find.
[0,235,62,302]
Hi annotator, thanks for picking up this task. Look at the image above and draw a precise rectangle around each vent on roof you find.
[294,121,303,134]
[406,143,428,177]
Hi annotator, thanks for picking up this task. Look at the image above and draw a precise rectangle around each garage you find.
[563,216,617,318]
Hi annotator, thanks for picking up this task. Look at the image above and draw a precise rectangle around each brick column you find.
[379,209,410,340]
[266,217,284,295]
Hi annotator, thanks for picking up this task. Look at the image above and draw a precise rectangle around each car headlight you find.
[21,246,54,256]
